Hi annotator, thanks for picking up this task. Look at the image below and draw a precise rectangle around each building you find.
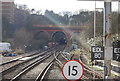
[0,0,15,23]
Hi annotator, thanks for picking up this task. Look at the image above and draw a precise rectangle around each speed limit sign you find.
[62,60,84,81]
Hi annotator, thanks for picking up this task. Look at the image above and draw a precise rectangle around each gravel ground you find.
[57,54,68,64]
[44,63,65,80]
[20,63,48,79]
[16,55,55,80]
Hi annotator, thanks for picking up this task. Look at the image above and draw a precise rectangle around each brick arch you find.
[33,30,80,45]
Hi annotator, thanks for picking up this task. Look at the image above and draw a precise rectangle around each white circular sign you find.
[62,60,84,81]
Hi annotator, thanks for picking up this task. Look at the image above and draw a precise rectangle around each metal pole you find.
[103,0,112,80]
[118,1,120,39]
[93,1,96,80]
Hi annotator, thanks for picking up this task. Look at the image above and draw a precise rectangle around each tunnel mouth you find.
[29,31,50,50]
[52,31,67,45]
[34,31,50,40]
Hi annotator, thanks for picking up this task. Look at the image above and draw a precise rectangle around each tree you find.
[2,16,14,39]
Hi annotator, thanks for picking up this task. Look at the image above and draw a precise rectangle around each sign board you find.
[113,47,120,62]
[62,60,84,81]
[91,46,104,60]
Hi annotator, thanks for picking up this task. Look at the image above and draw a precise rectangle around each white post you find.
[103,0,112,80]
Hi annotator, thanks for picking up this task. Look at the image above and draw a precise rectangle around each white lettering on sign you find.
[114,48,120,53]
[94,53,101,59]
[116,54,120,60]
[92,47,103,52]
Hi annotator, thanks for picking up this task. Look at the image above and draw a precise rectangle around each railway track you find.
[1,47,59,80]
[0,47,55,66]
[33,49,104,81]
[2,45,106,81]
[1,45,65,81]
[10,52,55,81]
[41,52,99,81]
[37,52,68,81]
[0,48,55,75]
[0,50,42,66]
[79,55,104,81]
[35,52,60,81]
[79,55,120,81]
[34,50,69,81]
[33,48,119,81]
[56,53,103,81]
[1,52,44,73]
[10,46,65,81]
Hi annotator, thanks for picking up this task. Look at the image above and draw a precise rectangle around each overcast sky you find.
[14,0,118,13]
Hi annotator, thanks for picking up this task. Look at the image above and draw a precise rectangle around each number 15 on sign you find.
[62,60,84,81]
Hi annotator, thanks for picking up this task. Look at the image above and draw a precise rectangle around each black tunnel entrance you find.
[52,31,67,45]
[30,31,50,50]
[34,31,50,40]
